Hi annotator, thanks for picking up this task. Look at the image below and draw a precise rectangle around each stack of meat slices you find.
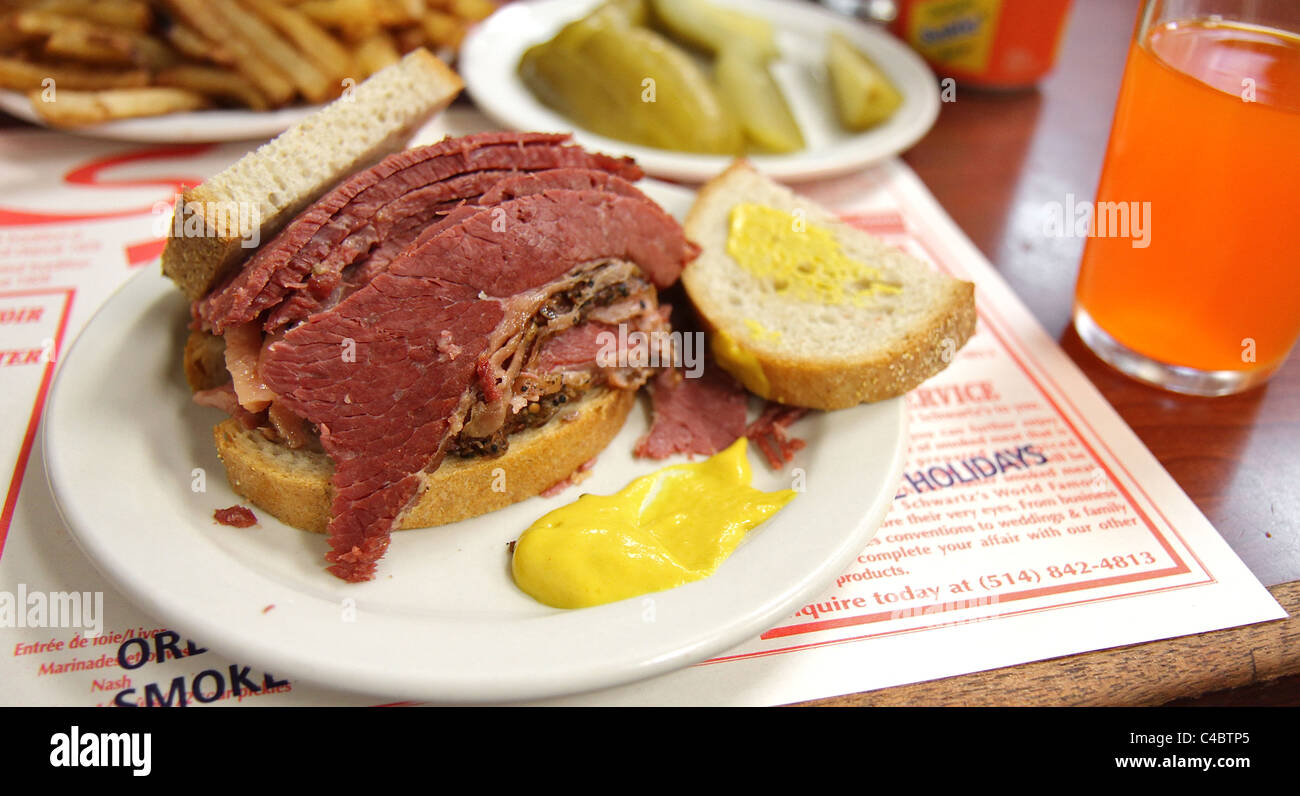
[187,131,699,582]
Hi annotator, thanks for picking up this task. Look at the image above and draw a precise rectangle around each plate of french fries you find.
[0,0,495,141]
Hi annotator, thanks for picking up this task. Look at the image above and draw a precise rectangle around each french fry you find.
[159,0,296,106]
[27,86,208,125]
[448,0,495,23]
[211,0,331,103]
[238,0,354,88]
[10,9,69,36]
[373,0,422,26]
[392,23,428,54]
[162,21,235,66]
[418,9,464,51]
[41,19,177,69]
[0,55,149,90]
[156,63,268,110]
[0,16,33,52]
[31,0,152,32]
[44,25,136,66]
[297,0,381,43]
[351,29,399,78]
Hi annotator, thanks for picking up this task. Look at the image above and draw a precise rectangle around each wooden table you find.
[1,0,1294,707]
[806,0,1300,706]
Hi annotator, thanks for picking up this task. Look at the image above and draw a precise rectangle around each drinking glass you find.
[1073,0,1300,395]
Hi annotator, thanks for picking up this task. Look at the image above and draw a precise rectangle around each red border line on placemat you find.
[705,578,1211,666]
[0,286,75,559]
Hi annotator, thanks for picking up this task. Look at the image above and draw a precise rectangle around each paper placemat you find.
[0,115,1283,706]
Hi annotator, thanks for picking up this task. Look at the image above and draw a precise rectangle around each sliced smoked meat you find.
[259,189,697,582]
[746,403,810,469]
[479,167,650,205]
[263,169,658,332]
[198,132,641,334]
[634,360,748,460]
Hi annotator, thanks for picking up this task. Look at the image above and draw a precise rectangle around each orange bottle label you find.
[895,0,1073,87]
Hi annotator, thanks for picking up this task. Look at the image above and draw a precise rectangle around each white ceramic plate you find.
[0,90,323,142]
[43,182,907,703]
[459,0,940,182]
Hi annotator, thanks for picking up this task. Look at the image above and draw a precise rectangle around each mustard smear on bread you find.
[725,203,901,306]
[511,439,795,609]
[744,318,782,342]
[712,328,771,398]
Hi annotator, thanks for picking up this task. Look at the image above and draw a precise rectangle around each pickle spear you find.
[827,32,903,131]
[606,0,648,26]
[715,44,804,153]
[519,4,743,154]
[519,7,627,135]
[649,0,779,60]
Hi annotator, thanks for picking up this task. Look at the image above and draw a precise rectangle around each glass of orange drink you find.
[1073,0,1300,395]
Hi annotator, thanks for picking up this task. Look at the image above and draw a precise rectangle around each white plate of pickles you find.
[460,0,941,182]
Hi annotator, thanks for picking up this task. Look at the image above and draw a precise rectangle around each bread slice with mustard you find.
[681,160,976,410]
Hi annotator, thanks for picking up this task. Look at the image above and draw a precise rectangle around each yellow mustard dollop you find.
[511,438,796,609]
[725,203,900,306]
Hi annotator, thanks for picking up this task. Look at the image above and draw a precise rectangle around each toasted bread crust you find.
[689,280,976,409]
[682,159,977,410]
[212,388,637,533]
[183,328,227,392]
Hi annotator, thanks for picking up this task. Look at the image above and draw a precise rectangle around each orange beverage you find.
[1074,12,1300,394]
